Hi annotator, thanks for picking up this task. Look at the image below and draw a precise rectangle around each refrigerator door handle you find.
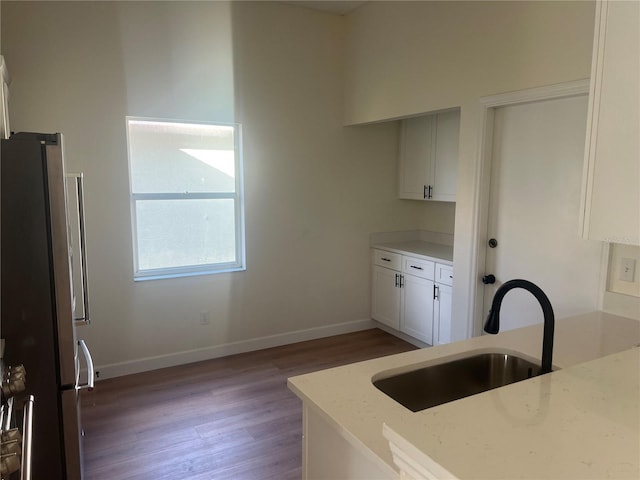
[77,340,95,391]
[75,174,91,325]
[20,395,35,480]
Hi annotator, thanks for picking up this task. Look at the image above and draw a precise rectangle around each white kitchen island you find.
[287,312,640,479]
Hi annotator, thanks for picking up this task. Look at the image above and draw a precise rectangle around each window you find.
[126,117,245,280]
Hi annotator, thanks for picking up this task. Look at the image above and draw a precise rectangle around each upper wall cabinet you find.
[581,0,639,246]
[398,110,460,202]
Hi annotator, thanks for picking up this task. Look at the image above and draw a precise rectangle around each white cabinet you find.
[371,250,402,329]
[303,404,396,480]
[401,272,434,344]
[371,249,452,345]
[433,263,453,346]
[432,110,459,201]
[398,110,460,202]
[400,256,435,343]
[581,0,639,245]
[433,283,452,346]
[371,265,401,330]
[398,115,432,200]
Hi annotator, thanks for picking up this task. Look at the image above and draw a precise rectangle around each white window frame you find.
[126,116,246,281]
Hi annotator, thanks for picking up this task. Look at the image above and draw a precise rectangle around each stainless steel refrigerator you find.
[1,132,94,480]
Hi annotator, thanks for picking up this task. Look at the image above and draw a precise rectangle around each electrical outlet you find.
[199,311,211,325]
[620,258,636,282]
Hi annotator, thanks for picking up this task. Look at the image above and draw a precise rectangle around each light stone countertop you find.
[383,347,640,479]
[287,312,640,479]
[372,241,454,264]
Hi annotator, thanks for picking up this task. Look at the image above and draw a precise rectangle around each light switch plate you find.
[620,258,636,282]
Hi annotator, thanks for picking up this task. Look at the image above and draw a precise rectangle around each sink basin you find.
[373,352,545,412]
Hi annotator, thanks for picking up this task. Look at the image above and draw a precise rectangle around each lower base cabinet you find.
[372,265,401,330]
[401,274,434,344]
[303,404,396,479]
[372,249,452,345]
[433,283,452,345]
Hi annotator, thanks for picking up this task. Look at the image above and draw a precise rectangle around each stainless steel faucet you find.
[484,279,555,374]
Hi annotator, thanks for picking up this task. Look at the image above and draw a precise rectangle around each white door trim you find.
[479,79,590,108]
[468,79,591,337]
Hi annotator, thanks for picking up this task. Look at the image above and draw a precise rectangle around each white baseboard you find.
[372,321,429,349]
[93,318,376,380]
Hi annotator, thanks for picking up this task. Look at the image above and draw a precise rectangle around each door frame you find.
[469,79,604,337]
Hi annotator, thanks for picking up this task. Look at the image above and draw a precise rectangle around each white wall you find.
[3,0,614,374]
[344,1,595,124]
[343,1,597,340]
[1,1,427,376]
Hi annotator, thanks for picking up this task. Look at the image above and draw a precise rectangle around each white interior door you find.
[482,95,604,331]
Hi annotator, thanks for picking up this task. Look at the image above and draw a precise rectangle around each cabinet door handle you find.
[428,185,433,199]
[395,274,399,288]
[410,265,423,270]
[399,274,404,288]
[381,257,391,262]
[423,185,428,199]
[433,284,439,300]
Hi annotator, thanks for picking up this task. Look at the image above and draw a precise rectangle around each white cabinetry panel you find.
[432,110,459,202]
[374,249,402,270]
[433,283,452,346]
[304,405,395,480]
[398,110,460,202]
[435,264,453,286]
[371,248,452,345]
[401,274,435,344]
[402,256,434,280]
[372,265,401,330]
[398,115,434,200]
[581,0,639,245]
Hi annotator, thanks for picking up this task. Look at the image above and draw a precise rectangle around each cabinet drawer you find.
[402,256,434,280]
[373,249,402,270]
[435,263,453,286]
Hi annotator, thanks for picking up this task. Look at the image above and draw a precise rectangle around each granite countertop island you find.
[288,312,640,479]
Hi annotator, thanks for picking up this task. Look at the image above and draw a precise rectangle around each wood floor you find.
[81,329,416,480]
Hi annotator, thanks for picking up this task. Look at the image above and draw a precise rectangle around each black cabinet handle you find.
[410,265,423,270]
[381,257,391,262]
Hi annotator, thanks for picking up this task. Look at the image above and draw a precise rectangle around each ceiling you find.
[282,1,367,15]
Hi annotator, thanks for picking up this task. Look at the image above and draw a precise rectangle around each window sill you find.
[134,266,246,282]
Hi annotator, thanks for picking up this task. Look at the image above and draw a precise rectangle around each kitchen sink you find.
[373,352,547,412]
